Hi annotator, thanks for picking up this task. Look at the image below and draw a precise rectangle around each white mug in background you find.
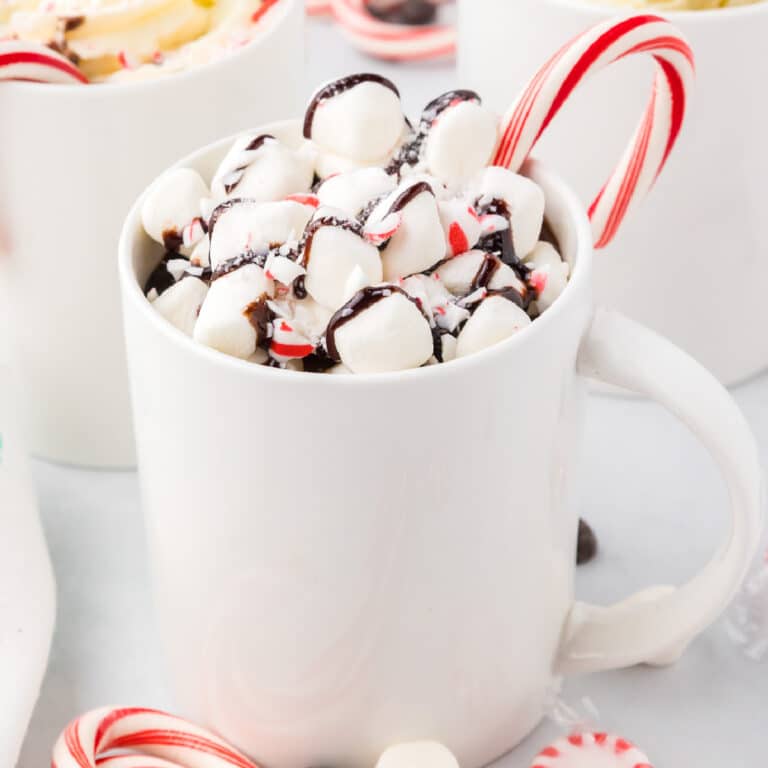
[119,122,764,768]
[0,0,303,468]
[458,0,768,386]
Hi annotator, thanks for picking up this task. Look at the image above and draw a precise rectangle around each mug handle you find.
[556,308,765,676]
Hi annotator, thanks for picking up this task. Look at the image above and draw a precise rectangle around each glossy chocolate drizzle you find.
[304,74,400,139]
[243,295,273,352]
[387,90,481,176]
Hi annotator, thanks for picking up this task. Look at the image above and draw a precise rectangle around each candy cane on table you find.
[325,0,455,61]
[52,707,260,768]
[0,39,88,84]
[492,14,694,249]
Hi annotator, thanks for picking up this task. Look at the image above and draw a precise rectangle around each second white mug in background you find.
[0,0,303,468]
[458,0,768,386]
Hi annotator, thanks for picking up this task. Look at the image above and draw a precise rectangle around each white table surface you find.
[14,15,768,768]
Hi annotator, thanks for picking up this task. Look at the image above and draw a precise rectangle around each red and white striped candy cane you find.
[493,14,694,249]
[326,0,455,61]
[0,40,88,84]
[52,707,260,768]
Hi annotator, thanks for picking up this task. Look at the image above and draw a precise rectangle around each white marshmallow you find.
[370,181,446,281]
[439,333,458,363]
[194,264,274,359]
[472,167,545,259]
[151,277,208,337]
[211,134,315,202]
[308,78,405,163]
[436,250,525,297]
[208,200,312,270]
[376,742,460,768]
[189,235,210,267]
[425,101,498,186]
[141,167,210,247]
[439,198,482,257]
[456,295,531,358]
[317,168,397,217]
[331,289,433,374]
[526,240,569,311]
[303,220,383,309]
[344,264,372,302]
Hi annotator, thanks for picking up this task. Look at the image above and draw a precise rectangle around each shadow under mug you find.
[458,0,768,387]
[0,0,302,468]
[119,123,764,768]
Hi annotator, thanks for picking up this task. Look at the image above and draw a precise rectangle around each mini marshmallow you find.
[189,235,210,267]
[141,167,210,248]
[472,167,545,259]
[317,167,396,217]
[302,218,383,309]
[344,264,372,302]
[456,294,531,358]
[376,742,460,768]
[194,264,274,359]
[439,198,483,257]
[370,181,445,281]
[211,134,316,202]
[328,288,433,374]
[151,277,208,337]
[526,241,570,311]
[439,333,458,363]
[437,250,525,297]
[306,75,406,163]
[208,200,312,270]
[425,100,498,186]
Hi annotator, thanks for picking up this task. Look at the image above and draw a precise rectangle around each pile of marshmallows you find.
[142,73,570,374]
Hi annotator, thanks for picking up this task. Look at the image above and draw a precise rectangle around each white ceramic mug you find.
[458,0,768,387]
[0,0,303,468]
[119,124,764,768]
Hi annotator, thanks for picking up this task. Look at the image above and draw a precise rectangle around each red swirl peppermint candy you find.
[531,732,652,768]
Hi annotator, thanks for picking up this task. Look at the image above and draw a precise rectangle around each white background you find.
[14,14,768,768]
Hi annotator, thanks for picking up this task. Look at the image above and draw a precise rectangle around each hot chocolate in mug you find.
[119,121,764,768]
[458,0,768,386]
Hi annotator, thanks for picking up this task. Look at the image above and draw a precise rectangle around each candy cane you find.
[530,732,653,768]
[327,0,455,61]
[306,0,332,14]
[52,707,260,768]
[492,14,694,249]
[0,39,88,84]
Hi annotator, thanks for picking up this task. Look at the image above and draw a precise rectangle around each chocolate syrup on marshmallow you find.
[387,90,481,176]
[222,134,275,194]
[299,215,366,268]
[304,74,400,140]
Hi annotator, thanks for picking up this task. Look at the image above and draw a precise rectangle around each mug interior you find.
[118,121,594,382]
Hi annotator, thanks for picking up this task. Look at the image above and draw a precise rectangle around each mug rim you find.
[547,0,768,22]
[2,0,296,96]
[118,123,594,386]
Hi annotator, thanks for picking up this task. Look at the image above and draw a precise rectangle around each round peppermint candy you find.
[530,733,652,768]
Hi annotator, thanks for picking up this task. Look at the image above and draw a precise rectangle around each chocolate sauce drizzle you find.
[304,74,401,139]
[212,246,282,281]
[386,90,481,176]
[161,229,184,253]
[243,295,273,352]
[223,134,275,194]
